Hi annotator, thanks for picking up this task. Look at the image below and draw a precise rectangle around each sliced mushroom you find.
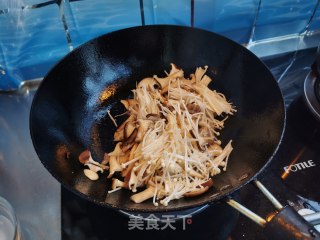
[128,143,138,161]
[101,153,110,165]
[130,185,155,203]
[84,169,99,181]
[119,152,130,164]
[137,77,161,91]
[128,171,139,192]
[189,130,205,152]
[208,143,223,157]
[186,103,201,114]
[121,161,135,178]
[108,142,124,156]
[135,119,153,142]
[133,142,142,159]
[120,99,138,110]
[155,65,183,90]
[79,150,90,164]
[121,128,138,152]
[146,113,161,122]
[107,156,122,178]
[111,178,128,189]
[184,186,209,198]
[124,121,136,139]
[113,130,124,142]
[114,115,136,141]
[201,179,213,188]
[169,63,181,74]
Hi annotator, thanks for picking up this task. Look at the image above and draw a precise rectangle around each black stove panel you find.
[272,97,320,202]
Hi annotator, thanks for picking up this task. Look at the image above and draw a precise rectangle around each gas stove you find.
[61,48,320,240]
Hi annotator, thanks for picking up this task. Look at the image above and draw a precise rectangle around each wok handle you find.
[225,179,320,240]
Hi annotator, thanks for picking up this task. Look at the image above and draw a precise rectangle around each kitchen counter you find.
[0,90,60,240]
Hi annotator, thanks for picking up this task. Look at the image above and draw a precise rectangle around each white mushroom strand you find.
[79,64,236,206]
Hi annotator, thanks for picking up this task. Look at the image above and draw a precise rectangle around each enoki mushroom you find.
[79,64,236,206]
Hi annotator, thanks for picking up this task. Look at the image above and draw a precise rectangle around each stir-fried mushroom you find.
[114,115,136,141]
[124,121,136,139]
[135,119,153,142]
[108,156,122,178]
[186,103,201,114]
[121,128,138,152]
[79,150,90,164]
[146,113,161,121]
[79,150,109,181]
[184,186,209,197]
[120,99,138,110]
[137,78,161,91]
[131,186,155,203]
[207,143,223,157]
[112,178,128,190]
[80,64,236,206]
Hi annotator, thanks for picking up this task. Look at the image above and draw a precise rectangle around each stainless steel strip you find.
[254,179,283,210]
[226,198,267,227]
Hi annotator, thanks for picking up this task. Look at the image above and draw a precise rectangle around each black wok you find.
[30,25,284,212]
[30,25,320,239]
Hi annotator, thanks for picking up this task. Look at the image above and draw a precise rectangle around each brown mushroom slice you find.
[137,77,161,91]
[121,128,138,152]
[120,99,138,110]
[113,130,124,142]
[130,186,156,203]
[201,179,213,188]
[124,121,136,139]
[108,142,124,156]
[208,143,223,157]
[189,130,205,152]
[101,153,110,165]
[79,150,90,164]
[119,151,130,164]
[114,115,136,141]
[121,161,135,178]
[186,103,201,114]
[135,119,153,142]
[125,143,138,163]
[107,156,122,178]
[146,113,161,122]
[111,178,128,190]
[184,186,209,198]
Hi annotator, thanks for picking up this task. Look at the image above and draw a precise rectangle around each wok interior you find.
[30,25,284,212]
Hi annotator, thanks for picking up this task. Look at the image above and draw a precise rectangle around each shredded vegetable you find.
[79,64,236,206]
